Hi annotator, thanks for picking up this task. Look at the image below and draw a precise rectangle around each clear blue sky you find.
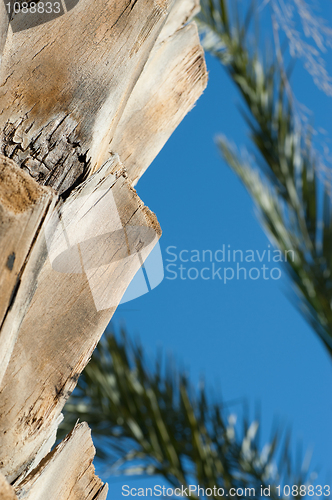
[99,4,332,495]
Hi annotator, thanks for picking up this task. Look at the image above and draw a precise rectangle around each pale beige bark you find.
[0,2,9,63]
[0,154,161,483]
[0,473,17,500]
[13,423,108,500]
[0,154,55,386]
[109,22,207,184]
[157,0,200,42]
[0,0,172,193]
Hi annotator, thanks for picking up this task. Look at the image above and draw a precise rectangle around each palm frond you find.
[197,0,332,356]
[60,329,313,499]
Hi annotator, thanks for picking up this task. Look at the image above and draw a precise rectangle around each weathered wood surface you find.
[0,154,161,482]
[0,2,9,64]
[14,423,108,500]
[0,0,172,193]
[157,0,200,41]
[0,0,207,191]
[0,154,55,386]
[0,0,207,495]
[110,21,207,184]
[0,473,18,500]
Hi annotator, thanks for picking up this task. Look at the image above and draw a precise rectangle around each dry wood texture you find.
[0,0,207,496]
[0,154,161,483]
[14,423,108,500]
[0,0,206,191]
[110,20,207,184]
[0,473,17,500]
[0,2,9,64]
[0,0,172,193]
[0,154,55,386]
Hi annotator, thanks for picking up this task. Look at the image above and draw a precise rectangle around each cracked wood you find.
[14,423,108,500]
[0,154,55,387]
[0,0,172,193]
[0,0,207,496]
[0,154,161,482]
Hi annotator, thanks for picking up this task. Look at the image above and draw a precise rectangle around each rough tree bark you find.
[0,0,207,497]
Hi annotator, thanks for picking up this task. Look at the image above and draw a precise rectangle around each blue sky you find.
[100,4,332,495]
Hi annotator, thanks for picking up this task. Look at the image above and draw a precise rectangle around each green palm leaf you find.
[60,329,313,499]
[197,0,332,356]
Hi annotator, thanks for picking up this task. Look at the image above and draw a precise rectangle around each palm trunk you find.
[0,0,207,497]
